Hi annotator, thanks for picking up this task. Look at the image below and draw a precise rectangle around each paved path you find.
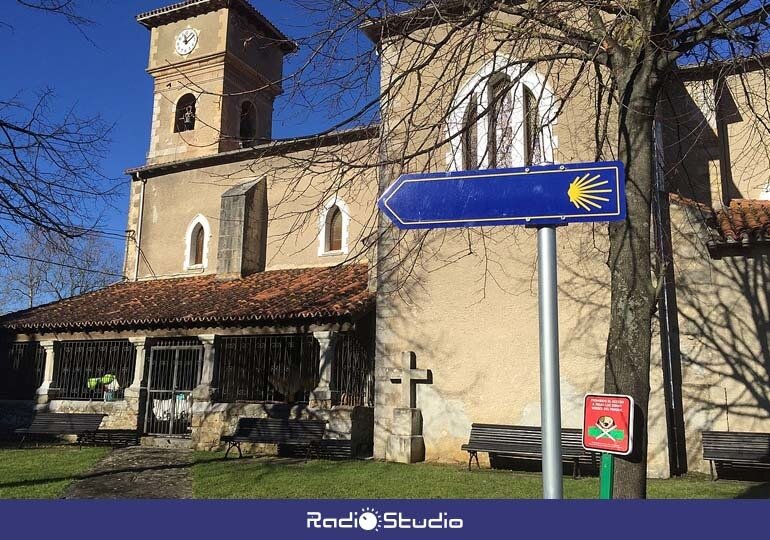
[63,447,194,499]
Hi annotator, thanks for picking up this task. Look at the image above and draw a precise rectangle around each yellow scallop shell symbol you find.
[567,173,612,211]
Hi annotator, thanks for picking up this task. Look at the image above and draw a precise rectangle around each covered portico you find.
[0,265,375,456]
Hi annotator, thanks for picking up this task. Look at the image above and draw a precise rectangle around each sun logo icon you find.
[358,507,382,532]
[567,173,612,211]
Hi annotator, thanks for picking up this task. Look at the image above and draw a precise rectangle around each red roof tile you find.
[1,265,373,332]
[670,195,770,258]
[715,199,770,243]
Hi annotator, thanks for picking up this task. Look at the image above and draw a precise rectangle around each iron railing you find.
[0,342,45,400]
[331,333,375,407]
[51,340,135,401]
[215,334,320,403]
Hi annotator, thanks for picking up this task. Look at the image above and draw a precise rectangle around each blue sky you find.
[1,1,376,254]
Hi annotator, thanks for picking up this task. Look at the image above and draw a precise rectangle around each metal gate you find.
[143,345,203,437]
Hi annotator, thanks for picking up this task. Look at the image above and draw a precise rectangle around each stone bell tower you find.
[137,0,296,165]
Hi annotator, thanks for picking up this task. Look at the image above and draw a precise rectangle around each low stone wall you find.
[48,400,140,430]
[191,401,374,456]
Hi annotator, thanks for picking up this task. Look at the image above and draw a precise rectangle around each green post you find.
[599,452,614,499]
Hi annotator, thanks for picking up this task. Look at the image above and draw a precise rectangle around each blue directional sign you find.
[378,161,626,229]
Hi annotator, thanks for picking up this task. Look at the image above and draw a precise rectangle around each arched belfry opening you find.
[239,101,257,144]
[175,94,197,133]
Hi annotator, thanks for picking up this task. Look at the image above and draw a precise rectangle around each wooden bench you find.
[15,413,105,448]
[702,430,770,479]
[461,423,598,478]
[221,418,326,459]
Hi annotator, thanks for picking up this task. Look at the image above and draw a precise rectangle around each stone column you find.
[124,337,148,403]
[192,334,217,401]
[35,340,56,407]
[311,331,336,408]
[124,337,147,426]
[191,335,217,449]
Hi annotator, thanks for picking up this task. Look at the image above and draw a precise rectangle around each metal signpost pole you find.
[600,453,614,499]
[537,225,563,499]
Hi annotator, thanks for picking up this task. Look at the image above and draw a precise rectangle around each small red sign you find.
[582,393,634,455]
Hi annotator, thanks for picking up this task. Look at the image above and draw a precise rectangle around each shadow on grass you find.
[735,483,770,498]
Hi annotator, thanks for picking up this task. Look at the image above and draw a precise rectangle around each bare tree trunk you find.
[604,62,658,499]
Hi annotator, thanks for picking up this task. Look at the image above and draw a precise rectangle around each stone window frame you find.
[183,214,211,271]
[317,197,351,257]
[447,57,559,171]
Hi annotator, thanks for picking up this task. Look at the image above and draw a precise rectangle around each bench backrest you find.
[467,424,589,457]
[21,413,106,434]
[233,418,326,443]
[702,431,770,461]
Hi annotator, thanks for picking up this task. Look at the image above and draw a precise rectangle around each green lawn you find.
[192,453,770,499]
[1,447,767,499]
[0,447,109,499]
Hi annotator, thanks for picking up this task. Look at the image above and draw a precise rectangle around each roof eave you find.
[0,303,374,335]
[359,0,473,44]
[125,124,379,179]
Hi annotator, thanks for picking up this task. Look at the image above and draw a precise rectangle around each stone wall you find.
[191,401,374,456]
[47,400,140,430]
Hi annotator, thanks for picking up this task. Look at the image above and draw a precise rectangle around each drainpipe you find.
[133,172,147,282]
[653,124,688,476]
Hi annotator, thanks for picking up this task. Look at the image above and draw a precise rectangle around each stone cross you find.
[383,351,430,409]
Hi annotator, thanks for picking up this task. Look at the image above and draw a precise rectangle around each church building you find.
[1,0,769,478]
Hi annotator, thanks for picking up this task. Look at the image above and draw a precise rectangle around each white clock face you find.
[175,28,198,56]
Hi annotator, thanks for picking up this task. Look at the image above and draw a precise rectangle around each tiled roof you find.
[0,265,373,333]
[136,0,297,52]
[714,199,770,243]
[670,195,770,258]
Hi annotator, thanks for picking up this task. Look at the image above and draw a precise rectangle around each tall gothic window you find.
[185,215,210,270]
[240,101,257,143]
[462,95,478,170]
[175,93,197,133]
[448,61,556,171]
[193,224,205,265]
[326,206,343,252]
[523,85,543,166]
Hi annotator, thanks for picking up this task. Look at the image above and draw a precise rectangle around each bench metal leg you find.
[224,441,242,459]
[467,451,480,471]
[18,435,26,449]
[709,460,717,481]
[573,458,581,480]
[305,442,321,462]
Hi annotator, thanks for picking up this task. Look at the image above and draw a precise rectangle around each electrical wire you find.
[0,252,124,278]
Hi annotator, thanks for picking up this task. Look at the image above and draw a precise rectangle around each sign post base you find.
[599,452,614,500]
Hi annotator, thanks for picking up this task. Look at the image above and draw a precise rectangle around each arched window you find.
[447,59,556,171]
[318,198,350,256]
[523,85,543,166]
[462,95,478,170]
[239,101,257,143]
[193,224,204,265]
[184,215,210,270]
[327,207,343,252]
[175,94,197,133]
